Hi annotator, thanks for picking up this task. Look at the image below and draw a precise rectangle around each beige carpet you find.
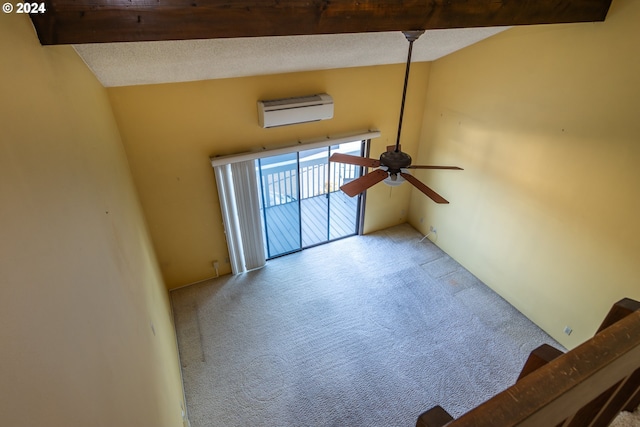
[612,407,640,427]
[171,223,635,426]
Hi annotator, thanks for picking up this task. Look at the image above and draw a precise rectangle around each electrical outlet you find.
[564,326,573,336]
[429,225,437,233]
[212,260,219,269]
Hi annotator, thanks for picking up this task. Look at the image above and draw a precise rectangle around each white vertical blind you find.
[214,161,266,274]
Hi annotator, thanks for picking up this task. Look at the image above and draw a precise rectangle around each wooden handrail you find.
[417,298,640,427]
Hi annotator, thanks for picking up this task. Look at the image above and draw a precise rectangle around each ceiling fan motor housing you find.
[380,150,412,173]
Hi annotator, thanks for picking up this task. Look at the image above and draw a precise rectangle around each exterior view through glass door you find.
[256,140,364,258]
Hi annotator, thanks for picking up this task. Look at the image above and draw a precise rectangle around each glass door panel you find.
[257,153,300,258]
[329,141,362,240]
[299,147,329,247]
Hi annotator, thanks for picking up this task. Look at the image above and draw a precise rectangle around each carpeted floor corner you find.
[611,408,640,427]
[172,223,569,426]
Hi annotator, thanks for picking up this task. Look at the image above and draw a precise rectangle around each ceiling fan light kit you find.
[329,31,462,204]
[383,168,405,187]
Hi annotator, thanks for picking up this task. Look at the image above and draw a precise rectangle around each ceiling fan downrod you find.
[394,30,425,153]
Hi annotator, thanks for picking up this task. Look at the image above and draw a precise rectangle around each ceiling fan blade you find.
[400,172,450,204]
[407,165,463,170]
[340,169,388,197]
[329,152,380,168]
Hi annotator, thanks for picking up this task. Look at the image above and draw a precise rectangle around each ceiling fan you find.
[329,30,462,204]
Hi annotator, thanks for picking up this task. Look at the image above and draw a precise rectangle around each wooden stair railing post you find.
[624,375,640,412]
[557,298,640,427]
[590,369,640,427]
[416,405,454,427]
[596,298,640,334]
[588,298,640,423]
[517,344,564,382]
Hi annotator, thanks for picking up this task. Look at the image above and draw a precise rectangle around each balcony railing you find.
[258,155,360,209]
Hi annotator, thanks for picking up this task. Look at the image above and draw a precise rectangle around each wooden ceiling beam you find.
[30,0,613,45]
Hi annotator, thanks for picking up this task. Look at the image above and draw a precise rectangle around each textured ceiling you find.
[74,27,509,87]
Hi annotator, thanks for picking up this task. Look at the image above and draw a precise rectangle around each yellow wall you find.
[108,63,430,288]
[0,15,185,426]
[408,0,640,348]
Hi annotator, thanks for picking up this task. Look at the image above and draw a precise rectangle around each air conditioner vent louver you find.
[261,95,325,108]
[258,93,333,128]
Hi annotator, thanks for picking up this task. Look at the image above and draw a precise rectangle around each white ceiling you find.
[74,27,509,87]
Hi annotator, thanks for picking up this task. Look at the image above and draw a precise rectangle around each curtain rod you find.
[209,130,381,167]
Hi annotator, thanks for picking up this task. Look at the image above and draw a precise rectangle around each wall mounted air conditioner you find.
[257,93,333,128]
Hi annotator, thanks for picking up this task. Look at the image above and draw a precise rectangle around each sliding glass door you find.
[257,140,364,258]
